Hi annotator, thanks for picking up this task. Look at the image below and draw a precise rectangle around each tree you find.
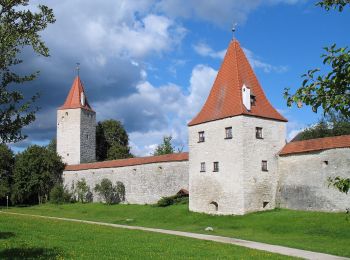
[153,136,182,156]
[94,178,116,204]
[75,178,92,203]
[96,119,133,161]
[11,145,64,205]
[285,1,350,198]
[284,1,350,118]
[0,144,14,204]
[317,0,350,11]
[293,112,350,141]
[0,1,55,143]
[47,138,56,153]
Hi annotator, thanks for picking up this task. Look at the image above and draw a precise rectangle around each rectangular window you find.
[256,127,263,139]
[198,131,205,142]
[261,160,268,171]
[250,94,256,106]
[213,162,219,172]
[200,162,206,172]
[225,127,232,139]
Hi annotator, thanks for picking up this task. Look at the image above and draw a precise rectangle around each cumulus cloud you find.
[242,48,288,73]
[92,64,217,156]
[12,0,301,154]
[193,43,226,59]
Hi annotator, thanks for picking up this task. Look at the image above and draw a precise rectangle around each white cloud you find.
[242,48,288,73]
[93,64,217,156]
[193,43,287,73]
[193,43,226,59]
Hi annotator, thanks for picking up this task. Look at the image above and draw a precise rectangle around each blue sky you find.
[13,0,350,155]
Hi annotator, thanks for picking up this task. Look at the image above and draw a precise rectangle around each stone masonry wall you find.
[80,109,96,163]
[57,109,81,165]
[277,148,350,212]
[189,116,246,215]
[63,160,189,204]
[242,116,286,214]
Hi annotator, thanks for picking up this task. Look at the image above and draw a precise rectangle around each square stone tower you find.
[188,40,287,215]
[57,76,96,165]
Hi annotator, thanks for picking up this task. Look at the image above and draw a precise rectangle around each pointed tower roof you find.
[188,40,287,126]
[59,76,94,111]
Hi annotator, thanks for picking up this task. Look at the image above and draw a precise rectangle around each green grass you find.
[3,203,350,257]
[0,214,294,259]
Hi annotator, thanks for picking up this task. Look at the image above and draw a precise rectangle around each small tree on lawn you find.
[75,178,92,203]
[94,178,116,204]
[116,181,125,203]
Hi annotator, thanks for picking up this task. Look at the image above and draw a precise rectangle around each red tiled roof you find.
[59,76,94,111]
[279,135,350,156]
[188,40,287,126]
[65,152,189,171]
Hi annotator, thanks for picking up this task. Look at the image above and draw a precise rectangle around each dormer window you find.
[80,92,85,106]
[198,131,205,143]
[242,84,251,110]
[250,94,256,106]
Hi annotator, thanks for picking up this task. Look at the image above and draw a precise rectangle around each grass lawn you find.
[0,214,294,259]
[3,203,350,257]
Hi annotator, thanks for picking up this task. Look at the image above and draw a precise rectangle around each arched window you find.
[209,201,218,211]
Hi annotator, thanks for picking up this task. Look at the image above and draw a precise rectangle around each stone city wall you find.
[63,160,189,204]
[277,148,350,212]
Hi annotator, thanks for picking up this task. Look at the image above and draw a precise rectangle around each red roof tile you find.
[59,76,94,111]
[188,40,287,126]
[279,135,350,156]
[65,152,189,171]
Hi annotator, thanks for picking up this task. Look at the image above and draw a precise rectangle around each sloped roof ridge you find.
[59,76,94,112]
[65,152,189,171]
[279,135,350,156]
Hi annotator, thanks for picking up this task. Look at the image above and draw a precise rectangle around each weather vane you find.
[76,62,80,76]
[232,22,238,40]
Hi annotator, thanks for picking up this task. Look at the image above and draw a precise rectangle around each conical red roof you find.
[59,76,94,111]
[188,40,287,126]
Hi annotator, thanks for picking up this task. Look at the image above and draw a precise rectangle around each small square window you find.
[198,131,205,142]
[225,127,232,139]
[261,160,268,171]
[213,162,219,172]
[200,162,206,172]
[256,127,263,139]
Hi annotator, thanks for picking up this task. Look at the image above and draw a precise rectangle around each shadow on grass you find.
[0,247,62,259]
[0,232,15,239]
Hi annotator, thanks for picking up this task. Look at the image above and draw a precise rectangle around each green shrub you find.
[50,183,73,204]
[156,194,189,207]
[76,178,92,203]
[94,179,126,204]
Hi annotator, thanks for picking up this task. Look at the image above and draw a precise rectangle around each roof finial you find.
[76,62,80,77]
[232,22,238,40]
